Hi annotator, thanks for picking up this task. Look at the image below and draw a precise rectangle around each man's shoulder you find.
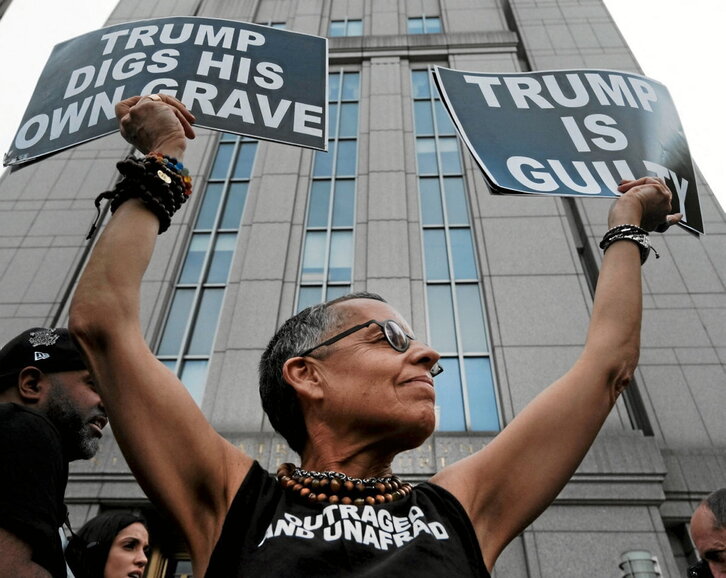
[0,403,60,444]
[0,402,54,424]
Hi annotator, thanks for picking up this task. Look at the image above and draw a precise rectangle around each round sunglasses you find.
[298,319,443,376]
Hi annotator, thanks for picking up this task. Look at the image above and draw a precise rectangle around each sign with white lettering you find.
[433,66,702,234]
[4,17,328,168]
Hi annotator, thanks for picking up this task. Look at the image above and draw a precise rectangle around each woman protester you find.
[68,94,681,576]
[65,511,149,578]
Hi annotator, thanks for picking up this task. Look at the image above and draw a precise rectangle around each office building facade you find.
[1,0,724,575]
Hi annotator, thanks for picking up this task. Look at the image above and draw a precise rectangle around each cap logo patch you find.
[28,329,60,348]
[34,351,51,361]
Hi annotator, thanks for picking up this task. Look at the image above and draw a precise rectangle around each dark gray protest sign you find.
[4,17,327,168]
[433,66,702,234]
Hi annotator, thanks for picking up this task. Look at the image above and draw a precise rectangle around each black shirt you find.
[207,461,490,577]
[0,403,68,577]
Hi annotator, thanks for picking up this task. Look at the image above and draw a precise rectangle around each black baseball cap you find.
[0,327,87,384]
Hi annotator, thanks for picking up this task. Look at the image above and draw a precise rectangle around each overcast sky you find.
[1,0,723,213]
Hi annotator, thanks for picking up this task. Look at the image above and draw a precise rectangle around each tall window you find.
[412,69,499,432]
[408,16,442,34]
[297,71,360,311]
[156,134,257,403]
[328,19,363,37]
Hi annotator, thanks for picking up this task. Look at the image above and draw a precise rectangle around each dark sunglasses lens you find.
[384,321,409,351]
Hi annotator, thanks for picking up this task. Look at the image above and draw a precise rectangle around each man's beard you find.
[45,383,100,461]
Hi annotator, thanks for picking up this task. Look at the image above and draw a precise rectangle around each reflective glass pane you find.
[450,229,477,279]
[465,358,499,430]
[414,101,434,135]
[439,137,461,174]
[435,357,465,430]
[434,100,455,134]
[328,21,345,36]
[232,142,257,178]
[302,231,326,282]
[341,72,360,100]
[209,143,234,179]
[206,233,237,283]
[332,180,355,227]
[427,284,457,352]
[425,17,442,33]
[326,285,351,301]
[313,145,334,177]
[180,360,208,405]
[157,289,195,356]
[221,132,237,142]
[411,70,431,99]
[328,103,338,137]
[297,286,323,311]
[339,103,359,138]
[456,284,488,351]
[329,73,341,101]
[179,233,211,284]
[220,182,248,229]
[443,178,469,224]
[347,20,363,36]
[408,17,424,34]
[336,140,357,176]
[424,229,450,280]
[196,184,223,229]
[328,231,352,282]
[419,178,443,225]
[160,359,177,372]
[416,138,438,174]
[188,288,224,354]
[308,181,331,227]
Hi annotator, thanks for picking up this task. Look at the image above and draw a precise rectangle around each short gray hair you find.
[703,488,726,528]
[258,292,385,455]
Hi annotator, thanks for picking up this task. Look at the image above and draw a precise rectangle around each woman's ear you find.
[282,356,325,401]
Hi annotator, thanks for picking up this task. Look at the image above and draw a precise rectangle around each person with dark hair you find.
[689,489,726,578]
[68,94,681,577]
[0,328,108,577]
[65,511,148,578]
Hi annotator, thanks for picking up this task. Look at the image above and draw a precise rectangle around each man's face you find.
[44,370,107,461]
[691,505,726,578]
[306,299,441,449]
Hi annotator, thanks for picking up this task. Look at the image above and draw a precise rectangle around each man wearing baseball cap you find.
[0,327,108,577]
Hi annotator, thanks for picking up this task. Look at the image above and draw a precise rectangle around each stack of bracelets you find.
[599,223,659,265]
[87,152,192,239]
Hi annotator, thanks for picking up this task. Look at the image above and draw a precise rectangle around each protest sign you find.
[4,16,328,168]
[433,66,702,234]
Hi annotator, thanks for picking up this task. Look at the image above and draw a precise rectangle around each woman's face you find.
[104,522,149,578]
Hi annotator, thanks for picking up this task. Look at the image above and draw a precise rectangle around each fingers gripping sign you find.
[116,94,196,159]
[614,177,683,232]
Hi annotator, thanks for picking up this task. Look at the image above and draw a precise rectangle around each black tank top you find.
[206,461,490,577]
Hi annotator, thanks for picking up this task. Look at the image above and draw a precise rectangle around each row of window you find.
[156,135,258,403]
[156,68,499,433]
[411,70,499,432]
[328,16,442,36]
[259,17,442,37]
[298,71,360,310]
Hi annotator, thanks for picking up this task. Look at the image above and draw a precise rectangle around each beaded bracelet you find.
[599,224,659,265]
[87,153,192,239]
[146,152,192,196]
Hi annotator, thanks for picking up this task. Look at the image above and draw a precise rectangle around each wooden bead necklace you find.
[277,463,413,506]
